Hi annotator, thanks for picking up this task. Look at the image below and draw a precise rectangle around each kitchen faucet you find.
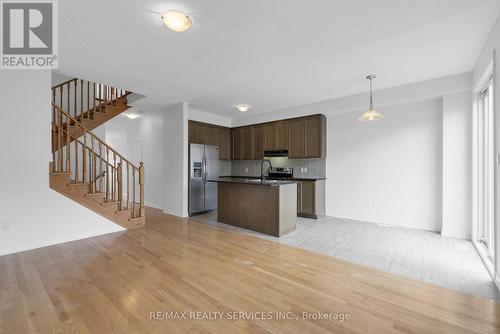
[260,159,273,182]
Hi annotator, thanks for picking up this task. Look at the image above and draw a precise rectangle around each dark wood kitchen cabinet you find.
[288,118,303,159]
[205,125,219,146]
[189,121,207,144]
[297,180,326,219]
[189,120,233,160]
[263,122,276,151]
[288,115,326,159]
[232,127,243,160]
[252,125,264,160]
[242,126,253,160]
[189,114,326,161]
[275,120,289,150]
[303,115,326,158]
[218,127,232,160]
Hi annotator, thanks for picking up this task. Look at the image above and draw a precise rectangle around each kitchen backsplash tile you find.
[219,160,232,176]
[228,158,325,178]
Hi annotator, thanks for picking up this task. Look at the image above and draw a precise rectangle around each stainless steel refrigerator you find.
[189,144,219,215]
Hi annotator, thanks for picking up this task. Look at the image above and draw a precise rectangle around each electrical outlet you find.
[245,167,248,172]
[1,221,10,231]
[304,167,308,173]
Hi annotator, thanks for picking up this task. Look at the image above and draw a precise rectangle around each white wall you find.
[232,73,472,127]
[189,108,232,127]
[326,99,444,231]
[103,103,189,217]
[163,103,189,217]
[0,71,123,257]
[473,12,500,284]
[104,112,165,209]
[441,92,472,239]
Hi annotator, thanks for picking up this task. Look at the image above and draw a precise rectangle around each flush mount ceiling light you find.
[359,75,384,122]
[235,104,250,112]
[161,10,192,32]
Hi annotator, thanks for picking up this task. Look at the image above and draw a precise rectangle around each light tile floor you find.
[192,213,500,301]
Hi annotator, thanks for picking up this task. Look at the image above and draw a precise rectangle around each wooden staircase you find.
[49,78,145,229]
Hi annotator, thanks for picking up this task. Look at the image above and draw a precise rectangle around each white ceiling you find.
[58,0,500,118]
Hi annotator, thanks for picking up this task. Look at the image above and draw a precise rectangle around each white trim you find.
[471,53,497,286]
[473,240,496,280]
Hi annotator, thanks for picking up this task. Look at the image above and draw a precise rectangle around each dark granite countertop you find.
[208,177,298,187]
[220,175,326,181]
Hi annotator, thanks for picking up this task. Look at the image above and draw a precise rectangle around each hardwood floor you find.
[193,212,500,301]
[0,208,499,333]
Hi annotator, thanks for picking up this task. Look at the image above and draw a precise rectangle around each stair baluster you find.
[118,161,123,210]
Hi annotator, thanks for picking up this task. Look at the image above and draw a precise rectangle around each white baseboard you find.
[472,240,498,291]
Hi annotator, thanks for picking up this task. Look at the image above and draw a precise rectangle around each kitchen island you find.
[209,177,297,237]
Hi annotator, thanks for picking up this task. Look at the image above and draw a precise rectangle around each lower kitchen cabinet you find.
[297,180,325,219]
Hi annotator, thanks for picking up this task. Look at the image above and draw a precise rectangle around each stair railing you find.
[52,103,145,219]
[52,78,128,121]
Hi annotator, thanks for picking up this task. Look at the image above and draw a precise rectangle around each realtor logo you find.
[1,0,58,69]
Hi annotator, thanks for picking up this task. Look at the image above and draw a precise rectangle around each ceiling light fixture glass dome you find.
[235,104,250,112]
[161,10,192,32]
[359,75,384,121]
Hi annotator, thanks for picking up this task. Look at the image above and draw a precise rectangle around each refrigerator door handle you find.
[202,155,207,183]
[204,155,209,182]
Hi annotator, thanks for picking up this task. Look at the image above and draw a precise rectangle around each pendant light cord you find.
[367,75,376,110]
[369,77,374,110]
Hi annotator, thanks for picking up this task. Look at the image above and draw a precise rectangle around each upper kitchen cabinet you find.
[263,121,287,151]
[303,115,326,159]
[275,120,289,150]
[242,126,253,160]
[189,114,326,161]
[288,114,326,159]
[232,127,243,160]
[263,122,276,151]
[253,125,264,160]
[206,125,219,146]
[218,127,232,160]
[188,121,207,144]
[188,121,233,160]
[288,118,303,159]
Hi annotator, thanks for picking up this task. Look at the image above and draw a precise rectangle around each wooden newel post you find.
[117,162,123,209]
[139,162,145,218]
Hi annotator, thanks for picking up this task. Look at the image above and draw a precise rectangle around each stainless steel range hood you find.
[264,150,288,157]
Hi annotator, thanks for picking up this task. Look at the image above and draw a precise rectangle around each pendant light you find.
[359,75,384,121]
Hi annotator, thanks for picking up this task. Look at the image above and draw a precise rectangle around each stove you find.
[268,167,294,178]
